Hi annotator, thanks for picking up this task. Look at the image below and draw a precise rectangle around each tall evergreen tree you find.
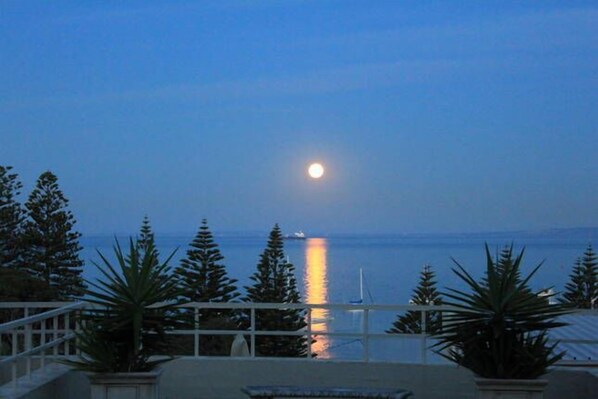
[244,224,308,357]
[136,215,157,258]
[562,245,597,308]
[387,264,442,334]
[482,244,524,286]
[175,219,240,355]
[561,257,585,307]
[0,166,24,269]
[21,171,86,300]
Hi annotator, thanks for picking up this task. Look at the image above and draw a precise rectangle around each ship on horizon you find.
[284,231,306,240]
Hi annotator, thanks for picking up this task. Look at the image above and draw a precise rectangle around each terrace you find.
[0,302,597,399]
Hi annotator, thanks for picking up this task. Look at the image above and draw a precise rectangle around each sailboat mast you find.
[359,268,364,302]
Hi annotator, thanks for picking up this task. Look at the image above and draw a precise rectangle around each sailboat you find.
[349,268,365,305]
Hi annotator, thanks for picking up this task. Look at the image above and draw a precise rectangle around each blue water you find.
[80,233,592,304]
[79,232,594,360]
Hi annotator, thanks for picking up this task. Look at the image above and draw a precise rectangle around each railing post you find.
[363,308,369,362]
[194,306,199,357]
[307,307,312,359]
[41,319,46,372]
[53,316,58,358]
[25,322,32,379]
[421,309,427,364]
[12,329,18,390]
[250,307,256,357]
[65,312,70,357]
[75,310,81,356]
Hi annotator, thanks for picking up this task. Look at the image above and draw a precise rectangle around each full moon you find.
[308,163,324,179]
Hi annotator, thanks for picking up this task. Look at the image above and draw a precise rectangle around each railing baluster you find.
[25,321,32,379]
[250,308,256,358]
[421,309,427,364]
[65,312,70,356]
[363,308,369,362]
[41,320,46,372]
[307,307,312,359]
[53,316,58,358]
[12,329,18,390]
[75,310,81,356]
[194,306,199,357]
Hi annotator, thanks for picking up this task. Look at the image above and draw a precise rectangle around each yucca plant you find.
[432,244,569,379]
[63,237,182,372]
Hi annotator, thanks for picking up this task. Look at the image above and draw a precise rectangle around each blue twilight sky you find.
[0,1,596,236]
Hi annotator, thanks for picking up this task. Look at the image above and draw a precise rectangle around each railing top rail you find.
[1,300,596,313]
[0,301,76,308]
[0,302,86,333]
[176,302,460,311]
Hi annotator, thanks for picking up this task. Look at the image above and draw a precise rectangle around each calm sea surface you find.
[79,233,593,360]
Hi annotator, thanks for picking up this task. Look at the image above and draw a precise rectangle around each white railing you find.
[173,302,453,363]
[0,301,596,391]
[0,302,85,390]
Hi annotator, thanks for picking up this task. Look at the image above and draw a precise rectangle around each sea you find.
[79,228,596,361]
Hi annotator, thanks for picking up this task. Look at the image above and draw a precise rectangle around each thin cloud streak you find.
[0,56,562,110]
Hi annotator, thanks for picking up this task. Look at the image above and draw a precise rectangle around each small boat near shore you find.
[284,231,306,240]
[349,268,365,305]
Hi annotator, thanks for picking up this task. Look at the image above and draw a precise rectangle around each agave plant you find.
[63,238,182,372]
[432,244,569,379]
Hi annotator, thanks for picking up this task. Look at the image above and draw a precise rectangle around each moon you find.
[308,163,324,179]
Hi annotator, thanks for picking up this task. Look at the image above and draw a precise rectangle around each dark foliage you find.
[0,166,24,269]
[20,171,85,300]
[562,244,597,309]
[432,244,569,379]
[175,219,240,355]
[244,224,308,357]
[387,264,442,334]
[63,237,182,372]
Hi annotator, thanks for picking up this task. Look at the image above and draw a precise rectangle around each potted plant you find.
[433,244,569,399]
[63,237,182,399]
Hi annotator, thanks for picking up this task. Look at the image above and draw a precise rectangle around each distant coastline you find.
[80,226,598,241]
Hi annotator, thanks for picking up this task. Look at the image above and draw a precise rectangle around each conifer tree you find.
[496,244,519,279]
[561,258,585,307]
[562,245,597,308]
[175,219,240,355]
[387,264,442,334]
[136,215,157,258]
[482,244,524,287]
[0,166,24,269]
[21,171,86,300]
[244,224,308,357]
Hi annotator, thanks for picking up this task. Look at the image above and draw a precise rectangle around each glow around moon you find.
[308,163,325,179]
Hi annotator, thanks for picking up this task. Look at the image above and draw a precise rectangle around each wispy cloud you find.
[0,59,474,110]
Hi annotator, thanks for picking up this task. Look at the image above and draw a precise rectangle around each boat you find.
[349,268,365,305]
[538,288,558,305]
[284,231,306,240]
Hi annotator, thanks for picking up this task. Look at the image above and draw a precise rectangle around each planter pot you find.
[475,378,547,399]
[89,369,162,399]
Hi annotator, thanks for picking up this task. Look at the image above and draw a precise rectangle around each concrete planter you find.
[475,378,547,399]
[89,369,162,399]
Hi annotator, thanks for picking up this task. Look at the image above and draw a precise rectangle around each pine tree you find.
[561,258,585,307]
[0,166,24,269]
[562,244,597,308]
[21,171,86,300]
[136,215,157,258]
[175,219,240,355]
[244,224,308,357]
[482,244,523,287]
[495,244,519,279]
[581,244,597,308]
[387,264,442,334]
